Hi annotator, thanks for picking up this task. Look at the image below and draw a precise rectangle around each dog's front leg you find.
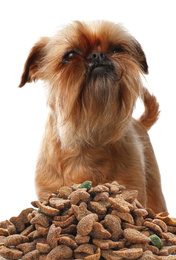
[35,153,63,202]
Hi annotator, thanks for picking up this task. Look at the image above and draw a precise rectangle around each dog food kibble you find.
[80,181,92,191]
[149,234,163,249]
[1,181,176,259]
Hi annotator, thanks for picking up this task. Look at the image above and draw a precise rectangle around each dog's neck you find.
[54,107,133,149]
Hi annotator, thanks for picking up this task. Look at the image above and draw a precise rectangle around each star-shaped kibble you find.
[68,189,90,205]
[72,202,92,221]
[109,195,134,213]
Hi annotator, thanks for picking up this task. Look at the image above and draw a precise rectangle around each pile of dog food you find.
[0,181,176,259]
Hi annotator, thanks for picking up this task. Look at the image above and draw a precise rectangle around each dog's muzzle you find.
[87,51,115,75]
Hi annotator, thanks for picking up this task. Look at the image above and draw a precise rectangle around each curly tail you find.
[139,88,160,131]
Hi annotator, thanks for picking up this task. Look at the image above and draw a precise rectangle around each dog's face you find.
[19,21,148,146]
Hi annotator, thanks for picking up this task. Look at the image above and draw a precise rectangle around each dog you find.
[19,21,167,213]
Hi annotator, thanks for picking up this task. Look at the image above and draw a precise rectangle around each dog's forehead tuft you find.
[51,21,131,52]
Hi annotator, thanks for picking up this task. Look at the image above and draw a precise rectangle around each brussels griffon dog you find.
[19,21,166,213]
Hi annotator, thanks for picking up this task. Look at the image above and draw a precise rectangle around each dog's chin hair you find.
[54,65,142,149]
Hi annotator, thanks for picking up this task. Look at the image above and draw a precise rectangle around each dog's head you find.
[19,21,148,145]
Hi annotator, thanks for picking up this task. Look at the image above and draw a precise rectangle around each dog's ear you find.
[19,37,49,88]
[131,39,148,74]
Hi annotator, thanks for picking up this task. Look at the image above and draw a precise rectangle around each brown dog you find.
[19,21,166,213]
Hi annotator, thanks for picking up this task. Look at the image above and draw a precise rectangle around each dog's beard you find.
[56,61,142,147]
[84,65,118,110]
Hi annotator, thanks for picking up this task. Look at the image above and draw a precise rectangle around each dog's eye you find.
[113,46,125,54]
[63,51,76,63]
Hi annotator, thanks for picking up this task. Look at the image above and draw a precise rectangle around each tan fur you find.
[19,21,166,213]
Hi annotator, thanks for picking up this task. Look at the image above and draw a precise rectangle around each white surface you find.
[0,0,176,222]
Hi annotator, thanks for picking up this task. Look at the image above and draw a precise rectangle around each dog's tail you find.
[139,88,160,131]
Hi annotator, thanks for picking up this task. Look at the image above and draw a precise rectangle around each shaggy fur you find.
[19,21,166,213]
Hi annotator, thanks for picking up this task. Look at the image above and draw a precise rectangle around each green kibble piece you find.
[38,208,44,214]
[80,181,92,191]
[149,234,162,249]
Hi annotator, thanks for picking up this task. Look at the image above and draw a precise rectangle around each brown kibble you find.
[157,256,176,260]
[105,181,125,192]
[36,242,51,254]
[146,208,156,219]
[6,220,16,235]
[5,234,29,247]
[28,230,41,239]
[168,225,176,233]
[162,232,176,245]
[35,224,49,236]
[152,218,168,232]
[109,195,134,213]
[92,238,124,250]
[89,185,109,193]
[68,188,90,205]
[85,247,101,260]
[10,208,33,233]
[74,252,90,259]
[46,245,72,259]
[145,244,159,255]
[77,214,98,236]
[144,220,163,236]
[90,222,111,239]
[59,186,72,199]
[112,210,134,224]
[93,192,109,201]
[39,254,47,260]
[35,201,60,216]
[47,224,61,248]
[58,235,78,249]
[27,210,38,222]
[122,222,146,231]
[30,213,52,228]
[133,208,148,217]
[104,214,123,241]
[138,250,156,260]
[71,183,81,190]
[158,246,171,256]
[16,241,36,254]
[0,245,23,259]
[72,202,92,221]
[121,189,139,203]
[74,243,96,255]
[159,245,176,256]
[0,236,6,246]
[53,214,76,228]
[101,249,123,260]
[113,248,143,259]
[104,182,120,194]
[75,234,90,244]
[134,215,144,226]
[61,224,77,234]
[156,212,169,217]
[22,249,40,260]
[124,228,151,243]
[20,225,34,236]
[49,197,70,209]
[0,221,7,229]
[53,215,71,221]
[89,201,110,214]
[0,229,8,237]
[156,215,176,226]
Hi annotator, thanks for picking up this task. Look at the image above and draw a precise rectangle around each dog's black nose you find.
[90,52,106,64]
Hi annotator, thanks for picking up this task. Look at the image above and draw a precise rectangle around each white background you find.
[0,0,176,222]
